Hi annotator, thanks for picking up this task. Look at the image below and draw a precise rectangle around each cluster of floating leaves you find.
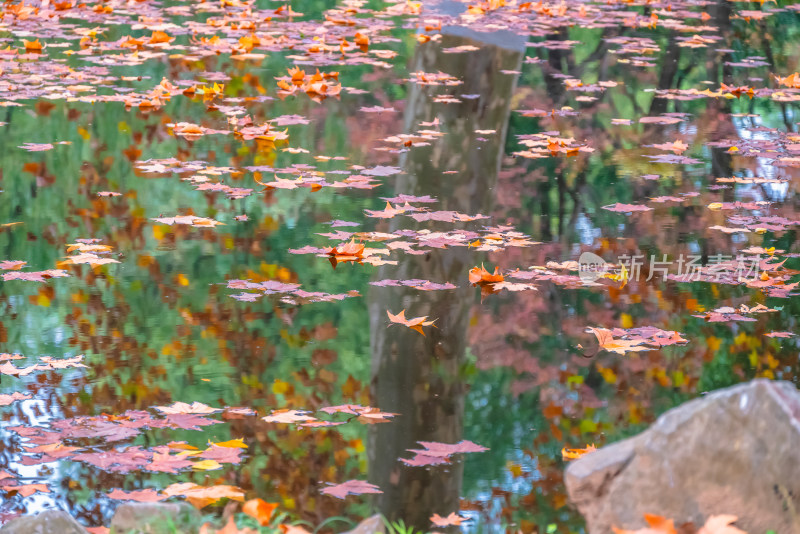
[1,0,800,529]
[0,358,485,508]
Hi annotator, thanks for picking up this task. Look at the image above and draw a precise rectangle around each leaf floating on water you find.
[386,309,437,336]
[0,392,31,406]
[243,498,279,526]
[3,269,70,282]
[192,459,223,471]
[151,215,224,228]
[562,444,597,460]
[210,438,247,449]
[262,409,317,424]
[765,331,795,338]
[402,440,488,466]
[602,203,654,213]
[468,264,504,285]
[320,479,382,499]
[107,488,167,502]
[154,402,221,415]
[430,513,469,527]
[162,483,245,508]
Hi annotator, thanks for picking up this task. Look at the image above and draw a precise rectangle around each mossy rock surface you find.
[0,510,88,534]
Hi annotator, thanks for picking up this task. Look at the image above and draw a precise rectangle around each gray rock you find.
[565,379,800,534]
[110,502,201,534]
[0,510,88,534]
[343,515,385,534]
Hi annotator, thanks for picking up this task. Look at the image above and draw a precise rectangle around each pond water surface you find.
[1,0,800,532]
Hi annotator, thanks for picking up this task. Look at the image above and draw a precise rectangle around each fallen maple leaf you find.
[320,480,382,499]
[588,327,651,355]
[402,440,489,466]
[193,459,223,471]
[149,31,173,44]
[163,483,245,508]
[0,261,26,270]
[3,269,70,282]
[387,309,437,336]
[602,203,653,213]
[23,39,42,52]
[107,488,166,502]
[562,444,596,460]
[154,401,221,415]
[0,392,31,405]
[243,498,279,526]
[765,331,795,338]
[210,438,247,449]
[262,409,316,424]
[430,512,468,527]
[651,139,689,154]
[325,239,365,262]
[2,484,50,497]
[469,264,504,285]
[146,450,194,473]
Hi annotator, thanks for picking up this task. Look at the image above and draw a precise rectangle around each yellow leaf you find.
[272,379,291,395]
[193,459,222,471]
[210,438,247,449]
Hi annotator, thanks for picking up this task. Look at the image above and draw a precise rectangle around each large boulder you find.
[0,510,88,534]
[565,379,800,533]
[110,502,201,534]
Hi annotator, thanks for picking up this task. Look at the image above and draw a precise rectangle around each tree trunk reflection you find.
[367,29,523,529]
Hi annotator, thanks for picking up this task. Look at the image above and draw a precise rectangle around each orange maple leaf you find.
[149,31,173,44]
[354,32,369,52]
[326,239,365,261]
[387,309,437,336]
[242,498,279,526]
[588,327,651,355]
[561,444,597,460]
[23,39,43,52]
[469,264,504,285]
[288,66,305,85]
[774,72,800,89]
[430,512,468,527]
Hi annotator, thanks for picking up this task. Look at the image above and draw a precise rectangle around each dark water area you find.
[1,0,800,532]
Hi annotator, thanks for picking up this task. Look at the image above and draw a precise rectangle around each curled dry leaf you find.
[320,479,382,499]
[562,444,597,460]
[430,512,468,527]
[242,498,279,526]
[469,264,504,285]
[386,309,437,336]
